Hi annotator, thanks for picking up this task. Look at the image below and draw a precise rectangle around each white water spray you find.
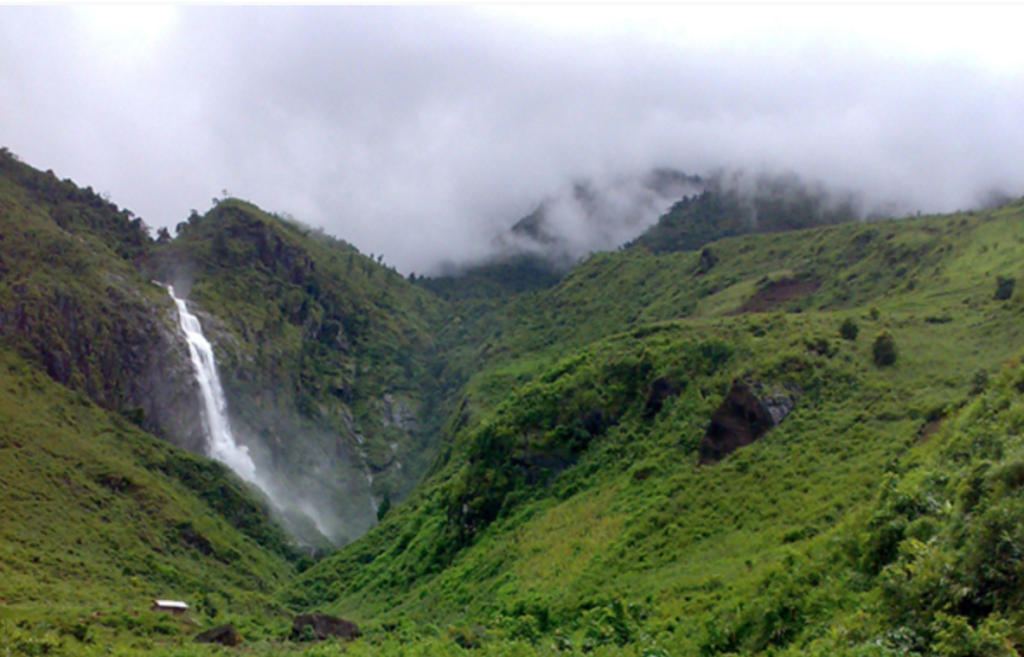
[167,285,260,486]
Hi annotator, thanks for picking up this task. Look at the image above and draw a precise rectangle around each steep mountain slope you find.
[0,149,204,452]
[629,171,858,255]
[150,200,452,543]
[0,151,463,548]
[0,346,296,638]
[283,199,1024,656]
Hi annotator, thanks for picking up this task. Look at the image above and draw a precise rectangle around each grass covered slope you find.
[287,303,1019,622]
[447,198,1024,388]
[0,347,298,640]
[691,352,1024,657]
[281,199,1024,656]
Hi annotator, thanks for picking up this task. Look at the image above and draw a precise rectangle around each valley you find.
[4,146,1024,657]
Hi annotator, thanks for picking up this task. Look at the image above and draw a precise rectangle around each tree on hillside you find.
[839,318,859,341]
[873,331,898,367]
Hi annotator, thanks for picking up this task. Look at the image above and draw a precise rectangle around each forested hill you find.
[5,145,1024,657]
[629,171,859,255]
[149,199,454,541]
[416,170,860,305]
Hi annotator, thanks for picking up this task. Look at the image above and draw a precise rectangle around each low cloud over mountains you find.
[2,6,1024,273]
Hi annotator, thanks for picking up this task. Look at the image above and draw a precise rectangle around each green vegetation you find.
[873,330,898,367]
[839,317,859,341]
[0,346,296,644]
[0,147,151,263]
[7,147,1024,656]
[0,149,182,426]
[155,202,438,514]
[628,171,857,255]
[419,253,564,302]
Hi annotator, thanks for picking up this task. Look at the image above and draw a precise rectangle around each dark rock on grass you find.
[292,613,361,642]
[740,277,821,314]
[643,376,682,419]
[995,274,1016,301]
[699,379,799,464]
[195,625,243,646]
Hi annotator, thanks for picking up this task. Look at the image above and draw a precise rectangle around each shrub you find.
[376,492,392,522]
[994,275,1015,301]
[839,318,859,341]
[970,369,989,396]
[931,613,1016,657]
[873,331,898,367]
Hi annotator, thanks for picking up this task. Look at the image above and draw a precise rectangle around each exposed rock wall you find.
[699,379,799,464]
[0,274,206,453]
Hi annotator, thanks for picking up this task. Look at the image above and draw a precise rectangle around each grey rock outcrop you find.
[195,625,243,646]
[292,613,361,642]
[699,379,800,464]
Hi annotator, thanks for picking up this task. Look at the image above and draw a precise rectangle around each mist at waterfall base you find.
[167,285,374,548]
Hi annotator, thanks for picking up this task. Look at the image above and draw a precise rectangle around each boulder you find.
[195,625,243,646]
[292,613,361,642]
[699,379,799,464]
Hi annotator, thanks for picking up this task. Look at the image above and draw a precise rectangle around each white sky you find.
[2,5,1023,273]
[485,5,1024,69]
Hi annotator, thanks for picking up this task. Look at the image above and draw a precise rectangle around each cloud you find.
[2,6,1024,273]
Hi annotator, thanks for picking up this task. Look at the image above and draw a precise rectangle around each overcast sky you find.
[2,5,1024,274]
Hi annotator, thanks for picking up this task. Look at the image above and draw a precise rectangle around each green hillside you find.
[629,171,858,255]
[6,146,1024,657]
[281,199,1024,656]
[0,346,298,649]
[418,253,564,302]
[449,200,1022,378]
[0,149,204,452]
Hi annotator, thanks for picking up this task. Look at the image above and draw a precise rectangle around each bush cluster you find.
[873,331,898,367]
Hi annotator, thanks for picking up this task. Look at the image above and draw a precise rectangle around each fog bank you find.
[2,6,1023,273]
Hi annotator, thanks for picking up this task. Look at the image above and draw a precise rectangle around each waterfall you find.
[167,285,260,486]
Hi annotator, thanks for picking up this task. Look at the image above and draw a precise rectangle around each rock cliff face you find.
[139,304,208,453]
[145,201,447,544]
[699,379,799,464]
[0,148,208,458]
[0,284,208,454]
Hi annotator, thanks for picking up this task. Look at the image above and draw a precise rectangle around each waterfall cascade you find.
[167,285,261,486]
[164,284,377,545]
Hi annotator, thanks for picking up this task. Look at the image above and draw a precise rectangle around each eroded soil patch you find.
[739,278,820,313]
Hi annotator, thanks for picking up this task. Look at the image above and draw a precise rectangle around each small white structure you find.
[152,600,189,616]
